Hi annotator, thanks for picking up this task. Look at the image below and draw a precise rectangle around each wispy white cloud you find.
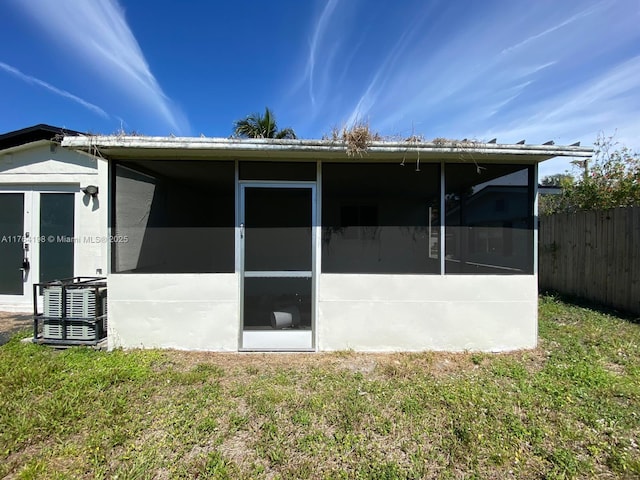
[11,0,189,134]
[0,61,109,118]
[296,0,441,130]
[479,55,640,177]
[368,2,605,134]
[344,21,421,127]
[518,62,557,77]
[500,2,605,55]
[485,81,533,119]
[307,0,340,107]
[287,0,639,171]
[481,56,640,141]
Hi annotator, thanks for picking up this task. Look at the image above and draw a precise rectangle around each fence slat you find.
[539,207,640,315]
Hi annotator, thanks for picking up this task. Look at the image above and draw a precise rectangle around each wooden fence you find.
[539,206,640,315]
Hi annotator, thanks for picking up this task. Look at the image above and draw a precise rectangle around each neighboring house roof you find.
[62,135,594,163]
[0,124,84,152]
[461,184,529,199]
[538,185,563,195]
[445,183,529,212]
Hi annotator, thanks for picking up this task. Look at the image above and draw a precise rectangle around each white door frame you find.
[0,185,77,311]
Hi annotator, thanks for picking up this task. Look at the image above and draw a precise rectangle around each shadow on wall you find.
[113,161,235,273]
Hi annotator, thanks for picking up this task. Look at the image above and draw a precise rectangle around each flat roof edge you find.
[61,135,594,158]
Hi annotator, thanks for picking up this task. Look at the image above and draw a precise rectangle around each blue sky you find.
[1,0,638,176]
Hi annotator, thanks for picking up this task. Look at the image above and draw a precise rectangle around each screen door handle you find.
[240,223,244,239]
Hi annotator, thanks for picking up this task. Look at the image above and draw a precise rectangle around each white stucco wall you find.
[317,274,538,352]
[107,273,239,351]
[0,143,108,311]
[107,272,537,352]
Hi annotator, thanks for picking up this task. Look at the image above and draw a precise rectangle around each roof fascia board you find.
[61,135,594,160]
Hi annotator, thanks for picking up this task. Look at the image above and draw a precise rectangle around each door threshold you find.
[242,330,313,350]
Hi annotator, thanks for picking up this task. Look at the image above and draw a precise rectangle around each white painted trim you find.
[0,185,78,308]
[314,161,322,351]
[440,161,445,275]
[234,160,240,273]
[241,330,313,350]
[238,181,316,188]
[244,271,312,278]
[0,189,31,305]
[533,164,539,276]
[235,159,241,349]
[107,158,113,275]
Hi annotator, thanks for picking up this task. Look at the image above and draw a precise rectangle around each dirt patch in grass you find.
[0,311,32,346]
[0,311,31,330]
[163,349,546,379]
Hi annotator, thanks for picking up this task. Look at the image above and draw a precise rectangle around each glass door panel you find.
[0,193,25,295]
[241,185,314,350]
[244,188,312,271]
[243,277,312,329]
[39,193,74,283]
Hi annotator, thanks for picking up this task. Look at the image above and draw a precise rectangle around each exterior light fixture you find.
[82,185,99,197]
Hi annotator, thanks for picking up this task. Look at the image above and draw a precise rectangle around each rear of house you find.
[0,125,108,312]
[51,135,591,352]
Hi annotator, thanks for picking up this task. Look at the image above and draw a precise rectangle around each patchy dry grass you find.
[1,296,639,479]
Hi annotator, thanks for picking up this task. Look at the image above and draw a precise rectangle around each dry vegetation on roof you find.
[321,123,489,168]
[342,121,382,157]
[404,134,425,143]
[431,137,481,148]
[322,121,383,157]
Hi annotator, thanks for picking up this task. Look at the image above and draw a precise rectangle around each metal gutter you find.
[61,135,594,161]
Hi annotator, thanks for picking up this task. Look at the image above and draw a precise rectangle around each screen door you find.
[240,184,315,350]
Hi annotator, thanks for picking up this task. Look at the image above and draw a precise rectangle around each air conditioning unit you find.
[43,286,63,339]
[41,283,107,341]
[66,287,106,318]
[43,286,63,317]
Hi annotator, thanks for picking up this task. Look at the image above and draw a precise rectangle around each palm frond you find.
[232,107,297,139]
[275,128,297,139]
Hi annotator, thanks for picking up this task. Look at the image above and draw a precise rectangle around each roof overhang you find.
[61,135,594,163]
[0,124,84,152]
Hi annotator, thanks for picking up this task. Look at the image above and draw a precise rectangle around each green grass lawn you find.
[1,295,639,479]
